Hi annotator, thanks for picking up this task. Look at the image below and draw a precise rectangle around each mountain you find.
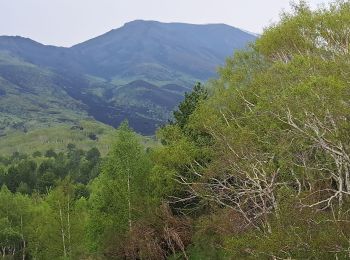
[72,20,256,85]
[0,20,256,135]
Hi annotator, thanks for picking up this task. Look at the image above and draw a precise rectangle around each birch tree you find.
[88,122,153,252]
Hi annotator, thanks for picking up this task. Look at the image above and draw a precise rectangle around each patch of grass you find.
[0,120,114,156]
[0,119,160,156]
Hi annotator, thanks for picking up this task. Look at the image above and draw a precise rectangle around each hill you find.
[0,52,88,136]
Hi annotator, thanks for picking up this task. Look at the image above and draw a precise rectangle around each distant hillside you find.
[0,52,88,136]
[0,20,256,135]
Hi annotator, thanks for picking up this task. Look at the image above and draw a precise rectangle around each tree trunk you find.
[67,195,71,256]
[127,170,132,231]
[21,215,26,260]
[58,201,67,258]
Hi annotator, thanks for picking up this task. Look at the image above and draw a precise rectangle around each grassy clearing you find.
[0,120,114,156]
[0,120,160,156]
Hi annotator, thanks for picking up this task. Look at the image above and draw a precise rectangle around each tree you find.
[88,122,153,253]
[0,186,32,259]
[173,82,208,129]
[32,179,88,259]
[45,149,57,159]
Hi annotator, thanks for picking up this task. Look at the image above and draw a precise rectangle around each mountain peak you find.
[120,20,161,31]
[120,20,249,32]
[124,20,159,26]
[72,21,257,81]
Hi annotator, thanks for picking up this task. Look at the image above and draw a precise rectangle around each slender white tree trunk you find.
[58,201,67,258]
[67,195,71,256]
[127,169,132,231]
[20,215,26,260]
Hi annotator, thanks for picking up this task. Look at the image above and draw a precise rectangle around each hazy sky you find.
[0,0,333,47]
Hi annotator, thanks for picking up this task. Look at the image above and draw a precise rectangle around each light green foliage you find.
[42,179,88,259]
[24,181,88,259]
[152,125,199,197]
[88,122,154,252]
[151,1,350,258]
[0,185,32,258]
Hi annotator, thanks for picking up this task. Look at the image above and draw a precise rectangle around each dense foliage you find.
[1,1,350,259]
[0,146,100,258]
[0,145,101,195]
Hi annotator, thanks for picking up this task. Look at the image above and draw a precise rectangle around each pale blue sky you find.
[0,0,333,47]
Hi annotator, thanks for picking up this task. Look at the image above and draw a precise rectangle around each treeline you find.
[0,145,100,195]
[1,1,350,259]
